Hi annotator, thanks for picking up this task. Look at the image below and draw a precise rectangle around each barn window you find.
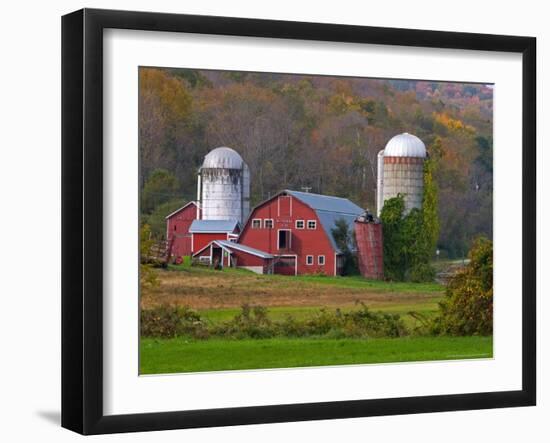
[295,220,305,229]
[264,219,274,229]
[306,255,314,265]
[252,219,261,229]
[318,255,325,265]
[173,225,177,231]
[307,220,317,229]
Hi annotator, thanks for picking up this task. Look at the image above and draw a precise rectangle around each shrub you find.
[140,305,209,338]
[212,304,275,339]
[140,303,409,340]
[431,237,493,336]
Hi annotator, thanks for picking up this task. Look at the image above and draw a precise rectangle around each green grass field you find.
[140,336,493,374]
[140,265,491,374]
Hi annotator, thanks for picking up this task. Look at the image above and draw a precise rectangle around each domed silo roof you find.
[201,147,245,169]
[383,133,426,158]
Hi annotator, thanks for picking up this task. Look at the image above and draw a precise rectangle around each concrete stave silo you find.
[198,147,250,224]
[377,133,426,216]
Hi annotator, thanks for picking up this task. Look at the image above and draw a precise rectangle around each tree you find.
[380,193,436,282]
[331,219,359,275]
[432,237,493,335]
[139,224,159,288]
[141,169,180,214]
[380,195,407,280]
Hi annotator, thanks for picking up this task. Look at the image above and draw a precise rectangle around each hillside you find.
[139,68,493,258]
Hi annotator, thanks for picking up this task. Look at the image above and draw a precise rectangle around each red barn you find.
[238,190,364,276]
[189,219,241,254]
[165,201,199,259]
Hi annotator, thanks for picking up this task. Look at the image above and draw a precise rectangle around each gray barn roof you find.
[285,190,364,253]
[189,219,240,233]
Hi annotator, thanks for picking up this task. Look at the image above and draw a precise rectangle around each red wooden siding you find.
[192,232,230,254]
[355,220,384,279]
[165,202,198,259]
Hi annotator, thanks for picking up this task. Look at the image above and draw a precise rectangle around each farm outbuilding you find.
[165,201,200,258]
[193,239,274,273]
[189,219,241,255]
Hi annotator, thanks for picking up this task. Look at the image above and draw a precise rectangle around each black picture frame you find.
[61,8,536,435]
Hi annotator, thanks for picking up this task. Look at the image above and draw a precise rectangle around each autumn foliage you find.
[139,68,493,258]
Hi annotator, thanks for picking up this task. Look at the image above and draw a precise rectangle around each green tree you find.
[380,195,407,280]
[380,190,437,282]
[141,169,180,214]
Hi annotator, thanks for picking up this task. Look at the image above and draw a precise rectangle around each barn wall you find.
[239,195,336,275]
[192,232,230,253]
[166,203,198,259]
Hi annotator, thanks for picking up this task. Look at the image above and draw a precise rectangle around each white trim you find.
[164,201,197,220]
[334,252,337,276]
[264,218,274,229]
[306,255,314,265]
[252,218,262,229]
[295,219,305,229]
[192,241,214,257]
[277,228,292,250]
[318,255,325,265]
[191,233,194,254]
[189,230,236,234]
[217,240,274,259]
[307,220,317,230]
[290,195,293,217]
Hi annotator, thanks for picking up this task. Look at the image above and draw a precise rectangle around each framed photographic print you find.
[61,8,536,435]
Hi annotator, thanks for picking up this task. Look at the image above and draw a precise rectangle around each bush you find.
[212,304,275,339]
[140,303,409,339]
[431,237,493,336]
[140,305,209,338]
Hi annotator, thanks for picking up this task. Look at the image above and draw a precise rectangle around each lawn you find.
[140,335,493,374]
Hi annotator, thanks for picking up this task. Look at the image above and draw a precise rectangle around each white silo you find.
[376,133,426,216]
[197,147,250,224]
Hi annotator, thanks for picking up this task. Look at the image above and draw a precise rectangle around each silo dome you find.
[384,133,426,158]
[202,147,245,169]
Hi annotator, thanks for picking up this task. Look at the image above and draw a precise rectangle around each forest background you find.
[139,67,493,258]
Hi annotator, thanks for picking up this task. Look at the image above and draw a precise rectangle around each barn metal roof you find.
[216,240,274,259]
[285,190,364,214]
[189,219,240,233]
[285,190,364,253]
